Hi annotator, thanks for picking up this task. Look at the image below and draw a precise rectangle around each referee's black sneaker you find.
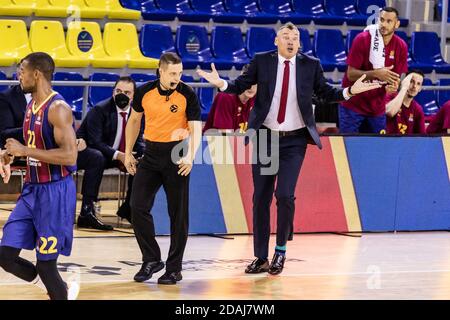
[134,261,165,282]
[158,271,182,285]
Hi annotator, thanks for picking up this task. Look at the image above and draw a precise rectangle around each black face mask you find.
[114,93,130,109]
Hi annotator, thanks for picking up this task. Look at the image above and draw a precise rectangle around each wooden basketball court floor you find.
[0,201,449,300]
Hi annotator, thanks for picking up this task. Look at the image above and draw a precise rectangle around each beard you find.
[20,84,36,94]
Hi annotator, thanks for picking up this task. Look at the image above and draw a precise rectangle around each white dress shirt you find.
[220,54,351,130]
[112,105,130,160]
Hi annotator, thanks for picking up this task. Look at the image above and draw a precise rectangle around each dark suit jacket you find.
[0,85,27,148]
[77,97,145,159]
[224,50,346,149]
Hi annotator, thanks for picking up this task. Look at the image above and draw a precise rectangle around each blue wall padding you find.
[151,140,227,235]
[345,137,450,231]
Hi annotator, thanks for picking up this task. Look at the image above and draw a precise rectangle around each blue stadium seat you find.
[190,0,245,23]
[415,79,440,116]
[224,0,278,24]
[258,0,311,24]
[176,25,214,69]
[438,79,450,107]
[0,71,7,92]
[411,32,450,74]
[357,0,408,26]
[211,26,250,70]
[346,29,363,53]
[325,0,367,26]
[199,79,214,121]
[54,72,84,120]
[394,31,416,68]
[130,73,157,85]
[292,0,345,25]
[140,24,176,59]
[89,73,120,107]
[313,29,347,72]
[138,0,177,20]
[299,28,313,56]
[437,0,450,22]
[246,27,276,58]
[155,0,210,22]
[120,0,141,10]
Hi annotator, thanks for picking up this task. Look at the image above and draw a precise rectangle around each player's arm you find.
[5,101,77,166]
[124,109,143,175]
[386,73,413,117]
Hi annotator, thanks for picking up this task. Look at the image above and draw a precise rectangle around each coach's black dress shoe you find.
[134,261,165,282]
[77,206,113,231]
[157,271,182,285]
[268,253,286,275]
[245,258,269,274]
[116,201,132,223]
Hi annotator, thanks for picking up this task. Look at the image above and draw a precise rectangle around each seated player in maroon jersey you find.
[384,70,426,135]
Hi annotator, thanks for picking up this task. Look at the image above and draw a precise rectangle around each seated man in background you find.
[203,65,257,133]
[0,63,31,149]
[76,76,144,230]
[384,70,425,135]
[426,101,450,134]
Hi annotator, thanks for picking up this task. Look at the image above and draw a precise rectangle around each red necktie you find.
[119,112,127,152]
[277,60,290,124]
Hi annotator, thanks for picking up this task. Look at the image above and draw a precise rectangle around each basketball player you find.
[0,52,78,300]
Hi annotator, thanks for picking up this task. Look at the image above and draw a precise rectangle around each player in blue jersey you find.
[0,52,78,300]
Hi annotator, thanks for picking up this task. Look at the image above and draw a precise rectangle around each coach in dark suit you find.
[76,76,144,230]
[0,85,28,149]
[198,23,381,275]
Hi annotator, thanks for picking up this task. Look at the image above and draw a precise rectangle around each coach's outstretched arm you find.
[5,101,77,166]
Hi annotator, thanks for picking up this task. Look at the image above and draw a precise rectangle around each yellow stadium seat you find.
[0,20,31,66]
[84,0,141,20]
[29,20,90,68]
[0,0,34,16]
[34,0,71,17]
[103,23,158,69]
[66,21,127,68]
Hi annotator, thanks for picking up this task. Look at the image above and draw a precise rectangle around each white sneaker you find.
[66,265,81,300]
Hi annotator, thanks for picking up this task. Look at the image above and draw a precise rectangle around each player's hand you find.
[0,150,12,184]
[399,72,414,91]
[124,152,137,176]
[76,138,87,152]
[374,65,400,84]
[5,138,27,157]
[177,155,193,176]
[350,74,384,95]
[385,79,399,93]
[196,63,225,88]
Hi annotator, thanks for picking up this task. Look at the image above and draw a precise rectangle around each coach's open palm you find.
[196,63,226,88]
[350,74,384,95]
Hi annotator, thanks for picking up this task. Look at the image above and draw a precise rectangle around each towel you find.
[364,24,385,69]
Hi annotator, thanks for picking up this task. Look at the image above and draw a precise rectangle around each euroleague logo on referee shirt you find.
[170,104,178,113]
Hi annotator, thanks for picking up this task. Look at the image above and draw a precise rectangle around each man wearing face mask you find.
[76,76,144,230]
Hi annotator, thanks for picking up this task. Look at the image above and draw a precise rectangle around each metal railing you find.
[0,79,449,120]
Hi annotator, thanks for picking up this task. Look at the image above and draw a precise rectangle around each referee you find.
[124,52,202,285]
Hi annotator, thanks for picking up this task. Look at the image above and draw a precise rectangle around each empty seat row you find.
[0,20,158,69]
[141,24,312,70]
[121,0,408,26]
[0,0,140,19]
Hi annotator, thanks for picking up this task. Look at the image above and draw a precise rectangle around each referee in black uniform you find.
[124,52,202,285]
